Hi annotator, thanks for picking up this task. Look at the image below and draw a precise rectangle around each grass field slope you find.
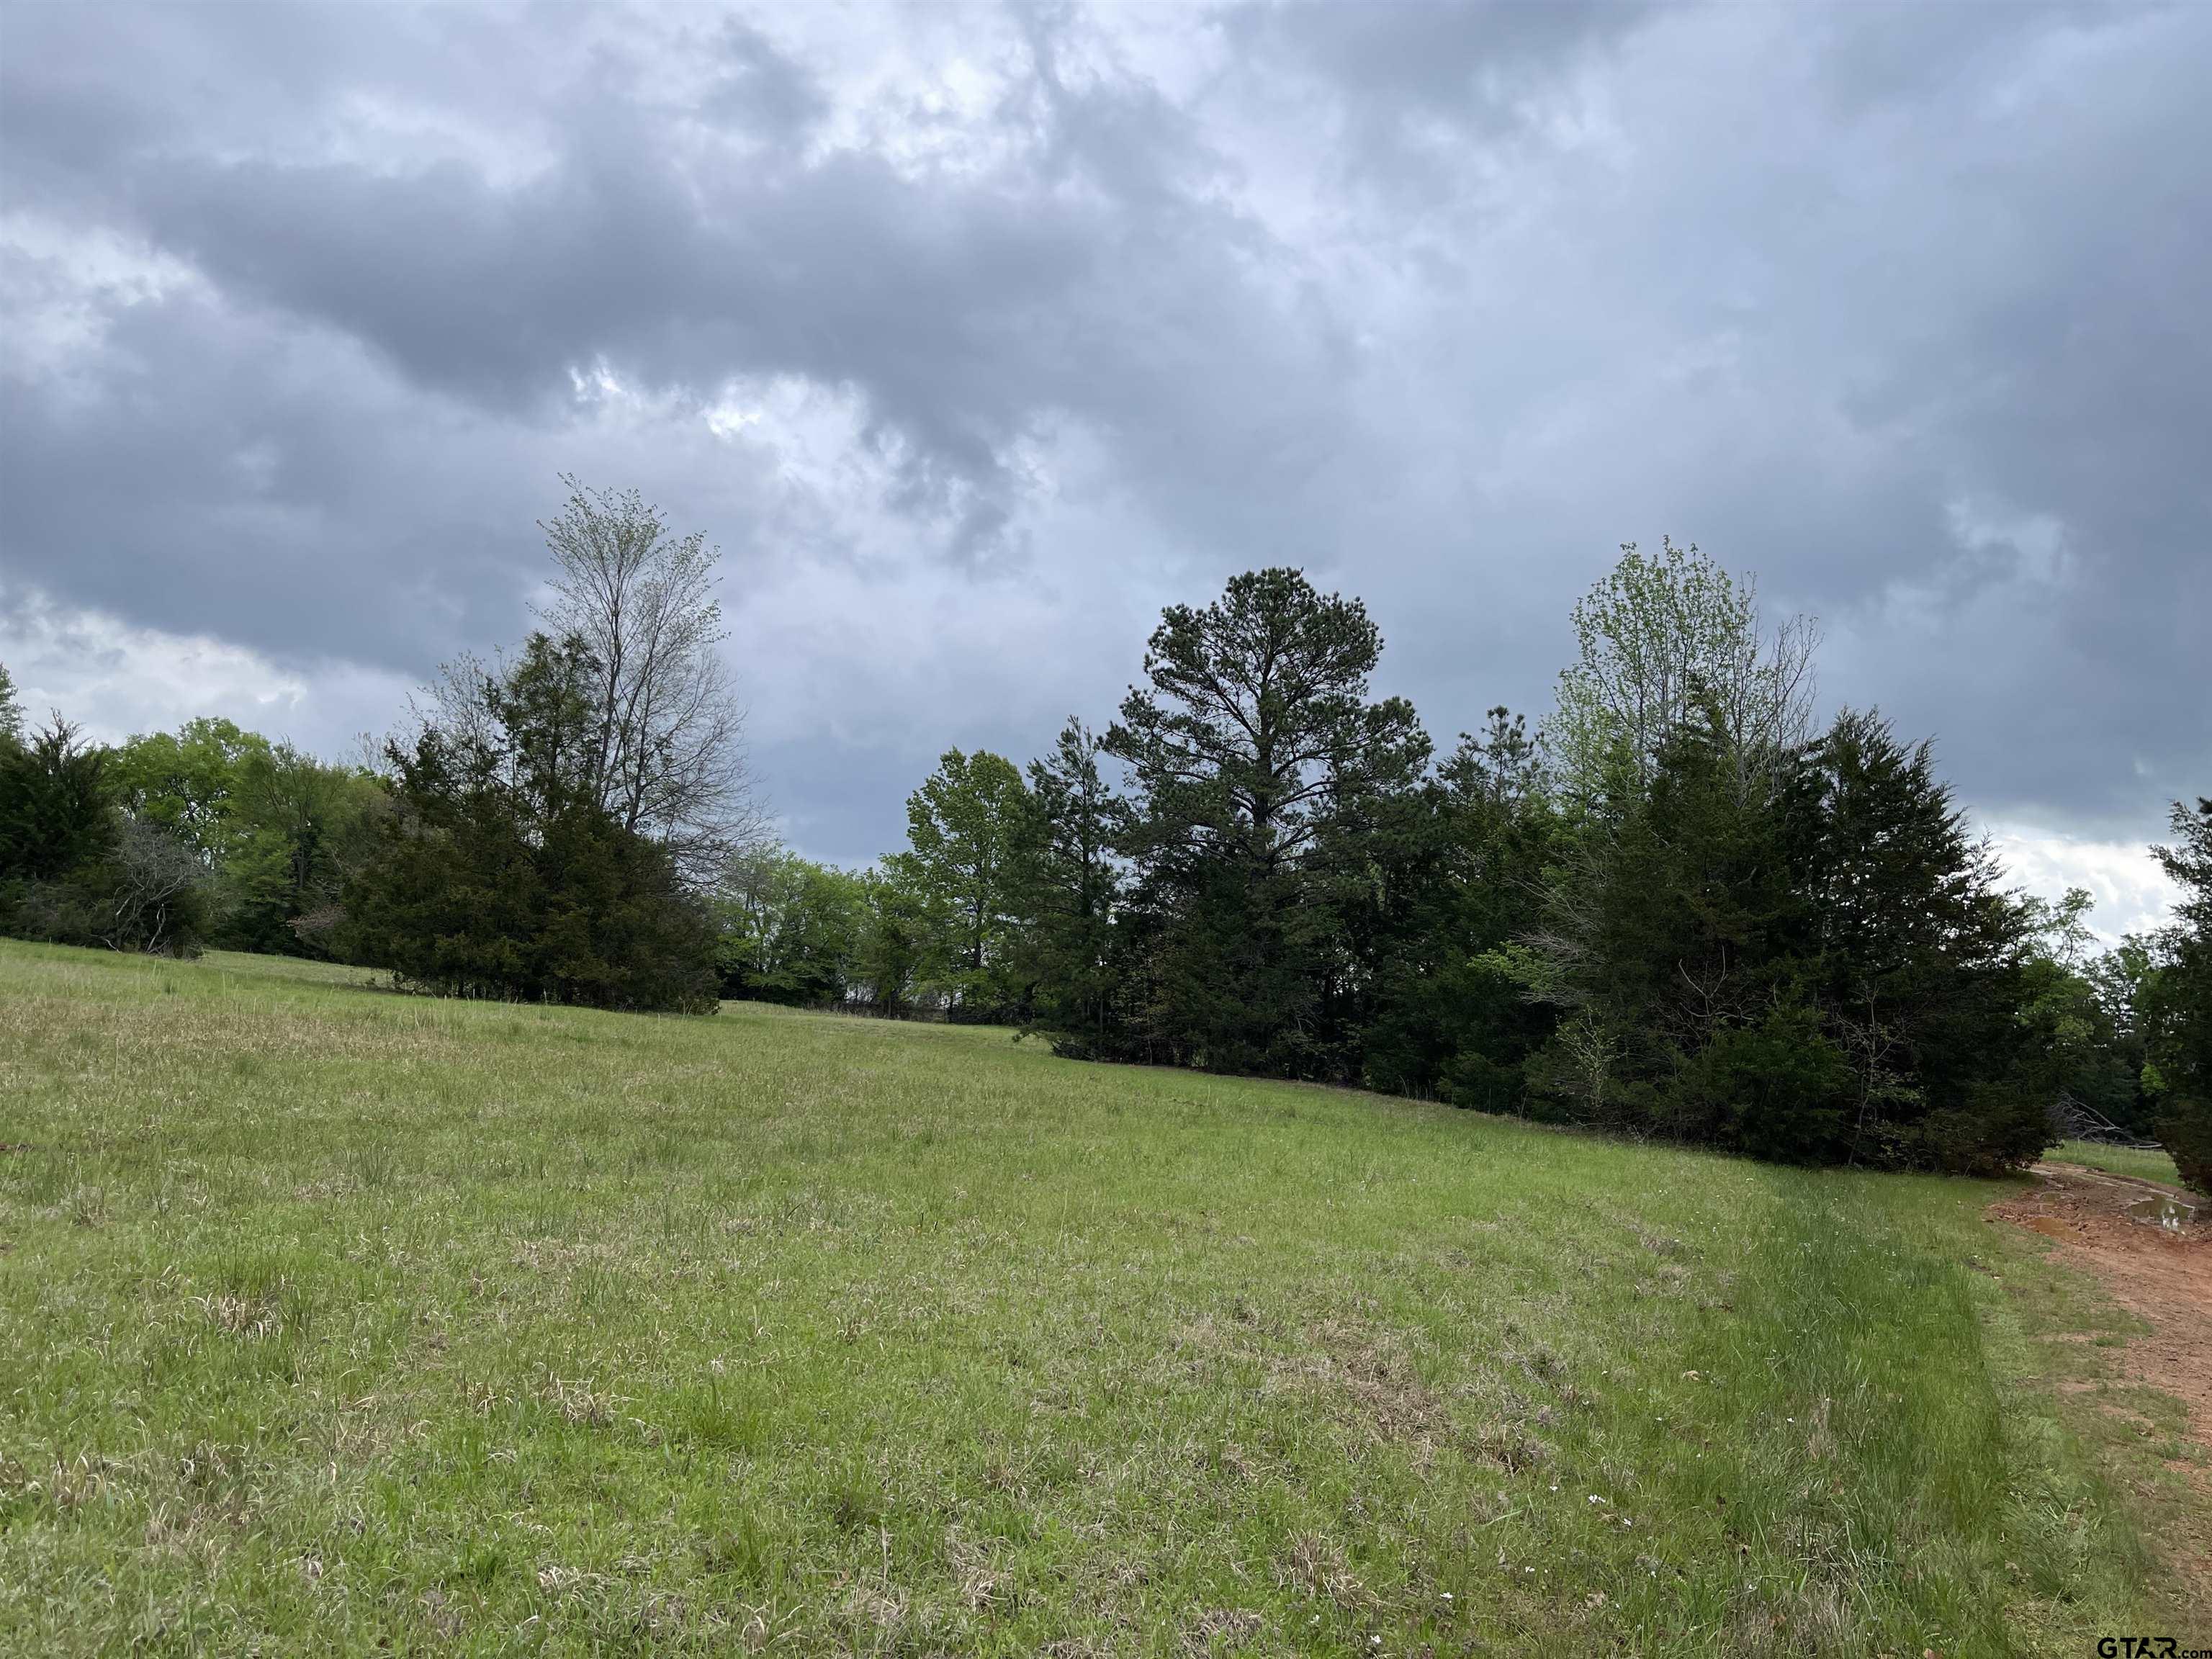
[1,942,2202,1655]
[2044,1139,2189,1190]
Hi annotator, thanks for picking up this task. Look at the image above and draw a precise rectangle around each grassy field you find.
[2044,1138,2188,1190]
[0,941,2199,1655]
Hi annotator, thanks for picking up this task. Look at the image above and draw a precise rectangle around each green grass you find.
[2043,1138,2187,1190]
[0,940,2195,1655]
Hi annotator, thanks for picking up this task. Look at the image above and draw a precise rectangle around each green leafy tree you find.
[0,662,21,745]
[228,743,389,955]
[109,719,271,865]
[1,716,217,956]
[2081,935,2167,1135]
[714,850,868,1005]
[853,866,933,1016]
[1017,719,1125,1056]
[2005,889,2154,1138]
[104,719,387,955]
[886,747,1035,1017]
[1547,538,1817,808]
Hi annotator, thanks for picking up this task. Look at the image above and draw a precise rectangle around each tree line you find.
[4,497,2206,1181]
[0,685,384,958]
[0,480,755,1011]
[804,546,2208,1179]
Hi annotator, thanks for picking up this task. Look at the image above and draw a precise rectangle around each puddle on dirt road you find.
[2127,1192,2200,1233]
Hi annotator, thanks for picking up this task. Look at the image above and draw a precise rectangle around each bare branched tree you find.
[100,817,210,955]
[405,652,498,765]
[537,477,763,873]
[416,479,765,881]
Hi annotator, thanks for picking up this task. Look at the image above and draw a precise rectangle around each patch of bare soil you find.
[1995,1163,2212,1629]
[1992,1164,2212,1455]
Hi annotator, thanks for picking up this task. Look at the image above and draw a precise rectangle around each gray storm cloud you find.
[1,0,2206,873]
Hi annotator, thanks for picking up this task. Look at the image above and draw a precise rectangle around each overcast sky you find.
[2,1,2205,935]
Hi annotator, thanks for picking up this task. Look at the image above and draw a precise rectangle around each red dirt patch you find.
[1992,1163,2212,1627]
[1991,1163,2212,1454]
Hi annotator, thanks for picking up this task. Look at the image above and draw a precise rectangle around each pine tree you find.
[341,634,716,1012]
[1107,568,1426,1075]
[1357,709,1559,1107]
[0,717,114,884]
[2145,799,2212,1192]
[0,662,23,745]
[1799,711,2044,1171]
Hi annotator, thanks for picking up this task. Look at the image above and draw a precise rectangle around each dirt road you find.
[1992,1162,2212,1449]
[1991,1161,2211,1624]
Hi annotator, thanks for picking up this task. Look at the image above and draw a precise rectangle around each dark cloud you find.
[5,5,1363,573]
[0,0,2205,874]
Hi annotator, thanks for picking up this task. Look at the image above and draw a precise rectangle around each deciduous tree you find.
[714,850,867,1006]
[1018,719,1125,1056]
[1547,538,1817,807]
[428,477,765,883]
[887,747,1035,1015]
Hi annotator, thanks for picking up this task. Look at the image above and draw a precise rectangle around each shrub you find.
[2157,1096,2212,1196]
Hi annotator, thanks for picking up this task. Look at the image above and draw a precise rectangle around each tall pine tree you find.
[1107,569,1426,1076]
